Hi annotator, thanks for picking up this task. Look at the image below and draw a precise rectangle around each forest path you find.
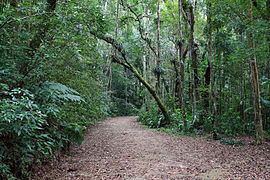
[33,116,270,179]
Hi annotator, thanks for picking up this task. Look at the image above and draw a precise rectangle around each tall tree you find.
[248,0,264,144]
[207,0,218,139]
[156,0,161,93]
[177,0,187,126]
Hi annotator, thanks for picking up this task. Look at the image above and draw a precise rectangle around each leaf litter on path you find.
[31,116,270,180]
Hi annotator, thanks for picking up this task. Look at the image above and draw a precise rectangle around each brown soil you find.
[31,116,270,180]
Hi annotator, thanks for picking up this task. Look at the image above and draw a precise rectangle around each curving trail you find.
[32,117,270,180]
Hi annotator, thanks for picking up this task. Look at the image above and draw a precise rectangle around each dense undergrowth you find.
[0,82,111,179]
[0,1,112,179]
[137,100,270,139]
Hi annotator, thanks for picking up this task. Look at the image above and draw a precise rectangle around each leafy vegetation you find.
[0,0,111,179]
[220,138,245,146]
[0,0,270,179]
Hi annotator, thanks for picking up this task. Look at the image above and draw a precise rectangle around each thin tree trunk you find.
[266,0,270,53]
[240,63,245,123]
[239,34,245,124]
[207,0,218,139]
[109,0,120,96]
[115,0,119,50]
[145,8,153,110]
[156,0,161,93]
[248,0,264,144]
[27,0,31,47]
[251,59,264,144]
[142,7,147,81]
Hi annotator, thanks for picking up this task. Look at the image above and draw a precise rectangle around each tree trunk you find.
[239,64,245,124]
[156,0,161,94]
[266,0,270,53]
[27,0,31,47]
[187,0,200,124]
[248,0,264,144]
[207,0,218,139]
[177,0,186,126]
[251,59,264,144]
[115,0,119,50]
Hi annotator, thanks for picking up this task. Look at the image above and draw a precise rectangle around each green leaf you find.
[74,132,84,146]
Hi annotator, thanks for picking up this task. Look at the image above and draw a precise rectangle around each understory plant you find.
[0,82,94,179]
[137,102,164,128]
[0,88,54,178]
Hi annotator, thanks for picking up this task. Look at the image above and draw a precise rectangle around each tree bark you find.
[115,0,120,52]
[240,63,245,124]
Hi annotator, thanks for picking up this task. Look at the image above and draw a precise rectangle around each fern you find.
[42,82,85,103]
[58,94,84,102]
[45,82,80,95]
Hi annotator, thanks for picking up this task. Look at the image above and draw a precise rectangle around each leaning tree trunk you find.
[89,30,171,126]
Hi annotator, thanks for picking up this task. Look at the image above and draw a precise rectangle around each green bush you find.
[137,103,164,128]
[0,83,92,179]
[0,88,54,178]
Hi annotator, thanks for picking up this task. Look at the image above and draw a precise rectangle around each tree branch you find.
[120,0,157,57]
[111,55,130,69]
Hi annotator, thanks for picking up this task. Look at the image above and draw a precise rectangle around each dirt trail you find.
[32,117,270,179]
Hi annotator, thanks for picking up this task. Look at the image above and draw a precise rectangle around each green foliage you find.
[0,0,113,179]
[110,65,143,116]
[42,82,85,103]
[0,88,54,178]
[137,103,164,128]
[1,0,269,177]
[62,122,85,146]
[220,138,245,146]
